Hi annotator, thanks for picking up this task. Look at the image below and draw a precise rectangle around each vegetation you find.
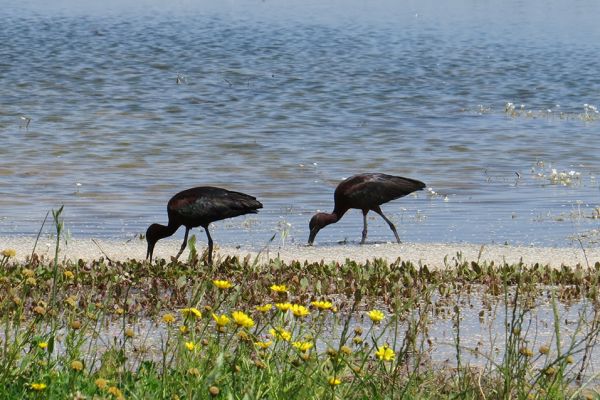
[1,209,600,399]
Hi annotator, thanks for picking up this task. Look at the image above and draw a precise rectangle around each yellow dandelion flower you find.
[38,341,48,349]
[311,300,333,310]
[292,341,313,352]
[270,284,287,292]
[1,249,16,258]
[254,340,273,349]
[290,304,310,318]
[180,307,202,319]
[188,367,200,376]
[212,280,233,289]
[566,355,575,364]
[107,386,123,398]
[368,310,385,323]
[328,377,341,386]
[87,311,98,321]
[65,295,77,308]
[519,347,534,357]
[539,345,550,355]
[232,311,255,328]
[125,328,135,338]
[30,382,47,391]
[22,268,35,277]
[340,345,352,355]
[63,270,75,280]
[71,360,84,371]
[275,302,292,311]
[255,304,272,312]
[162,313,176,324]
[211,313,230,327]
[179,325,188,334]
[185,341,196,351]
[375,345,395,361]
[95,378,109,390]
[270,327,292,341]
[33,306,46,316]
[25,277,37,286]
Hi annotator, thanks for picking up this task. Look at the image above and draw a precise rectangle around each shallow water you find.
[35,293,600,379]
[1,0,600,248]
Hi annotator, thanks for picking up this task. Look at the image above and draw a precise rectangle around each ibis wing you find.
[169,187,262,224]
[339,174,425,208]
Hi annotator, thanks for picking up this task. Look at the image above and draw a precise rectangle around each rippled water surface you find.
[1,0,600,248]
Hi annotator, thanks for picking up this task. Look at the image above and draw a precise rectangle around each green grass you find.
[1,215,600,399]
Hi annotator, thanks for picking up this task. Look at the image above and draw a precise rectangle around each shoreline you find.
[2,236,599,268]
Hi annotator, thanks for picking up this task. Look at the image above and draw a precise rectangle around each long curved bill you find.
[308,228,318,246]
[146,244,154,261]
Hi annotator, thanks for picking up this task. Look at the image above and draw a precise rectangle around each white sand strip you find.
[1,236,599,269]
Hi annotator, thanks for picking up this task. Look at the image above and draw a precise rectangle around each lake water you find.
[1,0,600,249]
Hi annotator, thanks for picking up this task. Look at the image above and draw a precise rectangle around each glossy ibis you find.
[308,173,425,245]
[146,186,262,264]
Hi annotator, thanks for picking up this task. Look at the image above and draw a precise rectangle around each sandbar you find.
[1,236,598,269]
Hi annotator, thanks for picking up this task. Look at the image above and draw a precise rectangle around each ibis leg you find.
[175,227,190,260]
[374,206,401,243]
[205,226,214,265]
[361,210,369,244]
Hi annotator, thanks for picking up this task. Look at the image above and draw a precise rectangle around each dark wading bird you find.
[308,173,426,245]
[146,186,262,264]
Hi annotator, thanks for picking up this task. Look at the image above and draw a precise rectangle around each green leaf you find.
[176,275,187,289]
[300,277,308,290]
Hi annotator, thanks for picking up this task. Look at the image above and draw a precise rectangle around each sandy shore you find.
[1,235,599,268]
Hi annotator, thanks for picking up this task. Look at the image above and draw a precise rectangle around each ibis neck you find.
[159,222,180,239]
[323,209,345,226]
[331,206,348,221]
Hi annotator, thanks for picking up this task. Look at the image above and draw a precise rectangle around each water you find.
[1,0,600,248]
[10,294,599,378]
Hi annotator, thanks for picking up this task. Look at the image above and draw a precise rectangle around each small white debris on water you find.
[532,162,582,187]
[549,169,581,185]
[505,102,598,121]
